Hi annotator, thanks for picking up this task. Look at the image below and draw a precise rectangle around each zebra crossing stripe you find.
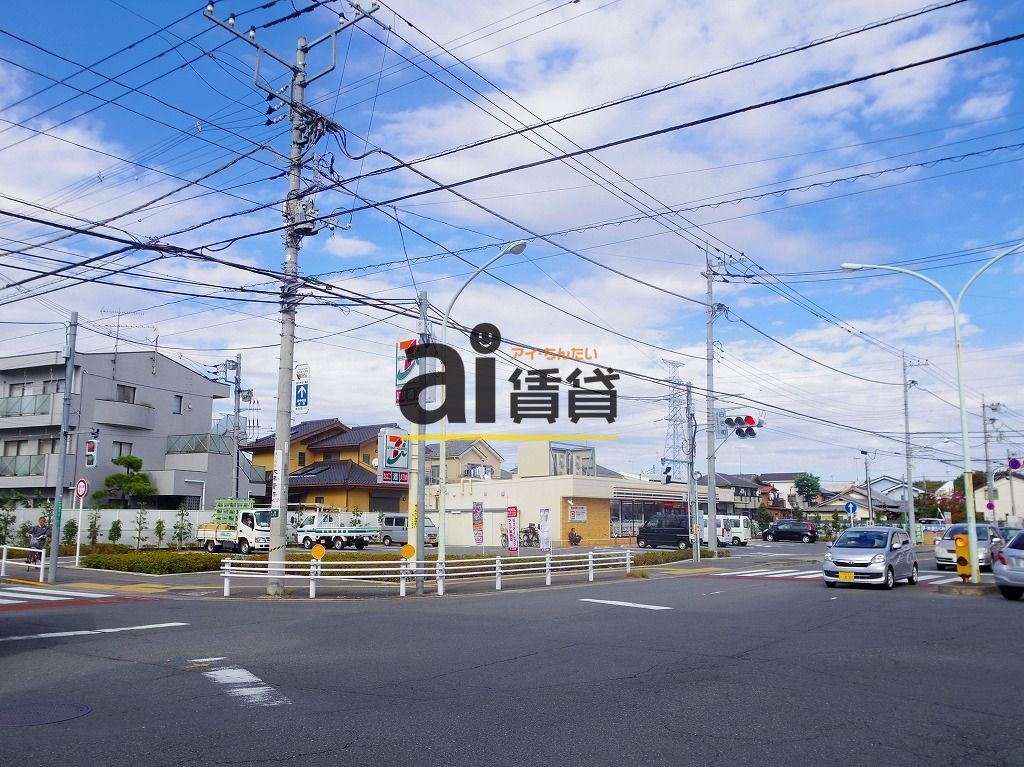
[917,574,944,582]
[720,569,778,576]
[763,570,811,578]
[793,572,824,579]
[5,586,111,599]
[1,590,66,601]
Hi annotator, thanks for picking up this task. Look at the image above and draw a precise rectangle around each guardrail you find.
[220,550,633,598]
[1,544,49,582]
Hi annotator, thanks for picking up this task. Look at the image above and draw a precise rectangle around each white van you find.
[700,514,750,546]
[380,513,438,547]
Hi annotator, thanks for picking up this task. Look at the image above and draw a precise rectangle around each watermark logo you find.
[397,323,618,426]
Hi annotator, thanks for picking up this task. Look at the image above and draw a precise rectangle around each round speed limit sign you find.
[75,478,90,499]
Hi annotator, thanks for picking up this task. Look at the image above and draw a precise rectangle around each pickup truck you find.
[197,508,271,554]
[293,511,380,551]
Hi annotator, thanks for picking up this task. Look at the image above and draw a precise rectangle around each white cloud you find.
[322,236,379,258]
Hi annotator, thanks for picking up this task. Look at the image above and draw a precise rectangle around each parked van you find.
[636,513,693,550]
[720,515,751,546]
[380,513,438,547]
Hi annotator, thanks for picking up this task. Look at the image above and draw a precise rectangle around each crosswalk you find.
[716,567,967,585]
[0,585,115,608]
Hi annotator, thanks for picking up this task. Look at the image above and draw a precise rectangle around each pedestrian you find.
[568,527,582,546]
[26,515,50,565]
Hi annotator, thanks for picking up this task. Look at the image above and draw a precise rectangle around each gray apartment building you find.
[0,349,263,509]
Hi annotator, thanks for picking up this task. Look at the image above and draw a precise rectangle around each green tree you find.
[62,518,79,547]
[793,473,822,506]
[108,519,122,544]
[953,471,988,496]
[132,505,148,550]
[154,519,166,548]
[172,504,193,550]
[17,520,32,545]
[98,455,158,508]
[87,509,102,546]
[754,504,773,533]
[0,491,26,544]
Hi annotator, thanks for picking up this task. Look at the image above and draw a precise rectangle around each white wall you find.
[7,505,218,548]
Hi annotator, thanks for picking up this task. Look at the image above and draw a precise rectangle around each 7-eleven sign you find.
[377,428,410,484]
[395,338,434,404]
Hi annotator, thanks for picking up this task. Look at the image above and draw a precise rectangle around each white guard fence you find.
[221,550,634,598]
[1,544,50,582]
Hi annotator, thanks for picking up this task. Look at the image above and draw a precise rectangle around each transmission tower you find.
[663,360,686,466]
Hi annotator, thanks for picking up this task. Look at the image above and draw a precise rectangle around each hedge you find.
[633,549,729,566]
[81,551,226,574]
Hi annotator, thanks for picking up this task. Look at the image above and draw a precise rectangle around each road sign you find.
[311,543,326,560]
[401,544,415,559]
[74,478,89,499]
[294,364,310,414]
[986,501,995,511]
[1010,457,1022,471]
[714,408,729,439]
[844,501,857,514]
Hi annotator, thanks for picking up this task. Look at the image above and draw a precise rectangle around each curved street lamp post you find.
[842,240,1024,584]
[437,241,529,573]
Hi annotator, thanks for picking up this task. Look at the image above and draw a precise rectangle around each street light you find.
[436,241,529,573]
[842,240,1024,584]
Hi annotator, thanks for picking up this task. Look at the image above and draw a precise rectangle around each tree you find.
[172,504,193,550]
[0,491,26,545]
[98,455,158,508]
[62,518,79,547]
[87,509,101,546]
[108,519,122,544]
[132,505,148,550]
[754,504,773,533]
[154,519,166,548]
[793,473,822,506]
[953,471,988,496]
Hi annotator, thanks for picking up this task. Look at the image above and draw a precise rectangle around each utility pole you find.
[705,251,720,553]
[1008,449,1018,522]
[232,354,242,499]
[902,352,917,539]
[861,450,874,523]
[49,311,77,584]
[686,382,699,564]
[205,3,377,595]
[982,397,1000,519]
[413,291,429,595]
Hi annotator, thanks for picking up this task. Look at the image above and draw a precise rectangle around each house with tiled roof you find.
[244,419,407,515]
[424,439,504,484]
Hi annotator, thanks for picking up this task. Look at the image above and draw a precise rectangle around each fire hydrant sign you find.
[506,506,519,553]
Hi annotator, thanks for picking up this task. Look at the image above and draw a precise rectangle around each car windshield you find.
[834,530,888,548]
[942,524,989,541]
[1008,532,1024,550]
[253,511,271,528]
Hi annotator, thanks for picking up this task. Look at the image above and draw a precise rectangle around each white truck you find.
[293,510,380,551]
[197,507,271,555]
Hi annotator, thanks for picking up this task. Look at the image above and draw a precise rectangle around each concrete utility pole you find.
[686,382,699,564]
[902,352,917,538]
[1008,449,1018,522]
[705,252,719,553]
[49,311,77,584]
[205,3,377,595]
[232,354,242,499]
[861,451,874,523]
[413,290,429,595]
[981,397,1000,517]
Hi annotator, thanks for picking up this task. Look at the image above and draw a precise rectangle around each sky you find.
[0,0,1023,487]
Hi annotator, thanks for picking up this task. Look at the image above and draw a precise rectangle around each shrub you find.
[17,521,32,546]
[154,519,166,547]
[62,518,79,547]
[108,519,122,544]
[81,550,226,574]
[633,549,728,567]
[87,509,101,546]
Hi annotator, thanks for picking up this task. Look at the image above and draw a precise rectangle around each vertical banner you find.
[472,502,484,548]
[539,508,550,552]
[506,506,519,553]
[271,449,283,510]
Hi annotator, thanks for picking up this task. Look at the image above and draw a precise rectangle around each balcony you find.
[0,393,68,430]
[0,454,65,489]
[93,399,155,430]
[0,455,45,477]
[167,433,233,455]
[0,394,51,418]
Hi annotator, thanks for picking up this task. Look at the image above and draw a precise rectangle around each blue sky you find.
[1,0,1023,486]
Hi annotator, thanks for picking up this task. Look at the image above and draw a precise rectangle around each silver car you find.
[933,523,1003,572]
[993,532,1024,601]
[822,526,918,589]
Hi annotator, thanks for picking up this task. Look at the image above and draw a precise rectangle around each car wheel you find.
[382,536,393,547]
[355,540,366,550]
[998,585,1024,601]
[765,533,775,542]
[883,567,895,590]
[825,580,837,588]
[332,537,345,550]
[648,541,658,549]
[677,539,689,551]
[637,538,647,548]
[908,563,918,585]
[302,537,313,550]
[238,539,252,555]
[801,534,811,543]
[741,541,748,546]
[205,539,217,554]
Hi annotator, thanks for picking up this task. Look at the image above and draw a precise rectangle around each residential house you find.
[245,419,407,517]
[865,474,925,505]
[696,473,761,516]
[974,469,1024,525]
[735,474,789,517]
[755,472,812,509]
[806,485,902,525]
[0,350,263,509]
[424,439,504,484]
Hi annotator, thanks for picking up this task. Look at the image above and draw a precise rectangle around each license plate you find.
[838,571,855,581]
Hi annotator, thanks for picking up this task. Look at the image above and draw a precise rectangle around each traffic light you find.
[84,438,98,468]
[662,461,672,484]
[954,534,971,581]
[724,414,763,439]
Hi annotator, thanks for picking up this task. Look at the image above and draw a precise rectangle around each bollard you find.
[545,552,551,586]
[496,555,502,591]
[38,549,46,582]
[626,549,632,575]
[436,560,445,596]
[309,559,316,599]
[399,561,407,597]
[588,551,594,582]
[223,560,231,597]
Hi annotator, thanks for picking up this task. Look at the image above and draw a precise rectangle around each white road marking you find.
[917,574,945,582]
[793,572,825,579]
[579,598,672,611]
[0,598,20,605]
[0,590,67,601]
[765,570,816,578]
[189,656,227,663]
[719,569,778,577]
[202,664,291,707]
[0,622,189,643]
[4,586,111,599]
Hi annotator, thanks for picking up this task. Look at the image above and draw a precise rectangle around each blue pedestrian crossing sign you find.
[844,501,857,514]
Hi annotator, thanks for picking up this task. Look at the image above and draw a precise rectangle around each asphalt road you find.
[1,545,1018,767]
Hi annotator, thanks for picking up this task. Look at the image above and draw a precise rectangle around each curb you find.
[935,582,999,597]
